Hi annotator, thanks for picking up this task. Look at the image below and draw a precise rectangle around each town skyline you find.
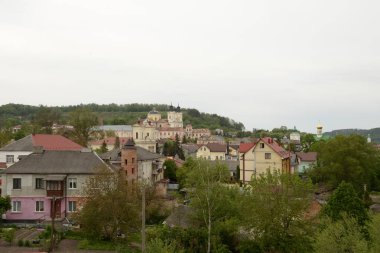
[1,0,380,133]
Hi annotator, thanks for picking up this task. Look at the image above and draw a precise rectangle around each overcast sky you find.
[1,0,379,133]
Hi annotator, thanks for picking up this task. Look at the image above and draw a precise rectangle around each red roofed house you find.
[239,137,291,183]
[0,134,83,168]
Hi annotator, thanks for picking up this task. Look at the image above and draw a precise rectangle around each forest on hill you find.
[324,128,380,143]
[0,103,244,132]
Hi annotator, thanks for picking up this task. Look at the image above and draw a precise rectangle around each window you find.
[265,153,271,159]
[68,201,77,212]
[260,143,264,148]
[12,201,21,212]
[68,178,77,189]
[135,132,138,139]
[36,178,44,189]
[132,157,135,163]
[47,181,61,190]
[208,156,211,160]
[13,178,21,189]
[220,156,223,160]
[35,201,44,212]
[132,168,135,174]
[6,155,14,163]
[125,159,128,165]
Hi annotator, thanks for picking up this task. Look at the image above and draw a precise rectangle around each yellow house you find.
[239,137,291,183]
[196,143,226,161]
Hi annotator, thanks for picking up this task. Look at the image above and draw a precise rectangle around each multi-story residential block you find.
[0,134,83,168]
[239,137,291,183]
[2,149,106,222]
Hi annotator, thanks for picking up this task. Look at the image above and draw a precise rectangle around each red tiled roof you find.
[296,152,317,162]
[89,137,129,146]
[261,137,290,159]
[239,142,256,153]
[32,134,83,151]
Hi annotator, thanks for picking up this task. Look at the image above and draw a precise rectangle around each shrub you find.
[17,239,24,247]
[25,240,31,247]
[4,228,16,245]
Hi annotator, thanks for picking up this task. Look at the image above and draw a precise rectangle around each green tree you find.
[175,134,185,160]
[147,238,184,253]
[78,167,139,241]
[241,170,315,253]
[32,106,61,134]
[163,159,178,182]
[70,107,98,147]
[96,141,108,154]
[322,181,370,229]
[314,215,369,253]
[185,159,232,253]
[309,135,380,193]
[114,136,120,149]
[163,140,176,156]
[0,195,11,219]
[301,133,316,152]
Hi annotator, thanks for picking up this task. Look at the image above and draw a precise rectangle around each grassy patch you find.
[371,191,380,196]
[63,230,85,240]
[78,239,116,251]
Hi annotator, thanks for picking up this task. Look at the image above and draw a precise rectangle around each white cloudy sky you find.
[1,0,379,133]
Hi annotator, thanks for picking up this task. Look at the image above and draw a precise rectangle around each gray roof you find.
[181,144,199,154]
[100,147,163,162]
[210,160,239,172]
[0,135,33,151]
[94,125,132,131]
[5,150,105,174]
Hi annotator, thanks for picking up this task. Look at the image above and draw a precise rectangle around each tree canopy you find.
[309,134,380,193]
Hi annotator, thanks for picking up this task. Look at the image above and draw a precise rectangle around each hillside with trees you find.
[0,103,244,133]
[324,128,380,143]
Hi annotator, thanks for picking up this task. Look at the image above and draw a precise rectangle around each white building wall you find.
[0,151,32,167]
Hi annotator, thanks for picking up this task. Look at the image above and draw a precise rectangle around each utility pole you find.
[50,195,55,252]
[141,183,146,253]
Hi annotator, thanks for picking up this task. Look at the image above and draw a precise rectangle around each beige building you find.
[196,143,227,161]
[185,124,211,139]
[239,137,291,183]
[168,106,183,128]
[132,124,158,153]
[94,125,133,138]
[159,127,185,140]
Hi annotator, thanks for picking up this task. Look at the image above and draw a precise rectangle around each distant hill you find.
[0,103,244,132]
[324,128,380,144]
